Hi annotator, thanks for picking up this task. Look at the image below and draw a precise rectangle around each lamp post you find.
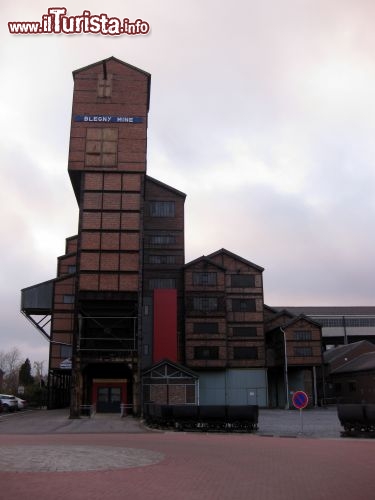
[280,327,289,409]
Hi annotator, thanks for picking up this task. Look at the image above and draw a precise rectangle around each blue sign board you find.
[74,115,143,123]
[292,391,309,409]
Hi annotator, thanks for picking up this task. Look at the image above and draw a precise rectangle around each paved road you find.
[1,408,374,500]
[0,406,342,437]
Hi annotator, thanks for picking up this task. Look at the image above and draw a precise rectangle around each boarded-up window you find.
[85,128,118,167]
[97,73,112,97]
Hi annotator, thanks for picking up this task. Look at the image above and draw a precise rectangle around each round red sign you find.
[292,391,309,409]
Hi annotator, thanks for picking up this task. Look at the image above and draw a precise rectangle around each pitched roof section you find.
[207,248,264,272]
[142,358,198,378]
[72,56,151,78]
[323,340,375,364]
[72,56,151,110]
[146,175,187,199]
[331,351,375,374]
[184,255,226,271]
[273,306,375,316]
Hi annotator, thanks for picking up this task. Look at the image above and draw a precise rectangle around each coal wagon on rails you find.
[337,403,375,437]
[144,404,259,432]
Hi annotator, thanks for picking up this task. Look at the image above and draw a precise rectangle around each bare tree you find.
[33,360,45,386]
[0,347,22,393]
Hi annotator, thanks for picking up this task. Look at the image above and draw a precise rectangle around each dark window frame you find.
[232,326,257,337]
[293,347,313,357]
[231,275,255,288]
[294,330,312,341]
[194,346,219,360]
[193,297,218,312]
[193,322,219,334]
[149,278,176,289]
[232,298,256,312]
[193,272,217,286]
[149,255,176,264]
[233,346,258,360]
[150,201,175,217]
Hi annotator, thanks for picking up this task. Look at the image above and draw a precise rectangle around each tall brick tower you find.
[21,57,186,416]
[67,58,150,417]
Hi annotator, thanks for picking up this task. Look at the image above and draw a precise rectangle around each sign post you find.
[292,391,309,434]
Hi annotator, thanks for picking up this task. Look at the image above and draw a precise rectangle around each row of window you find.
[192,272,256,287]
[194,346,258,360]
[194,346,315,360]
[192,323,258,337]
[316,317,375,328]
[84,287,255,310]
[191,297,256,312]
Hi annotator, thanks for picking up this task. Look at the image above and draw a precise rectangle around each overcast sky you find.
[1,0,374,365]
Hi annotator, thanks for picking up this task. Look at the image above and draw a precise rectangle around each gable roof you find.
[331,351,375,374]
[73,56,151,78]
[184,255,226,271]
[266,312,322,332]
[142,358,198,378]
[323,340,375,364]
[72,56,151,110]
[207,248,264,272]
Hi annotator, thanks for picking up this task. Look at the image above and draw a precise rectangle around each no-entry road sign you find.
[292,391,309,410]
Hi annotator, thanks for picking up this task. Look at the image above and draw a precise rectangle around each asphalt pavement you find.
[1,407,374,500]
[0,406,342,437]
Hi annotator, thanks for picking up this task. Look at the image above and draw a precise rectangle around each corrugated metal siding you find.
[21,281,53,312]
[197,369,268,406]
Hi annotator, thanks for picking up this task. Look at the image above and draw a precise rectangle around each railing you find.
[80,404,96,417]
[120,404,133,417]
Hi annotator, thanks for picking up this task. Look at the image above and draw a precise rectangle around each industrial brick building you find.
[21,57,373,414]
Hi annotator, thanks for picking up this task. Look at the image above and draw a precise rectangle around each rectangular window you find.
[348,382,356,392]
[149,234,176,245]
[150,201,175,217]
[233,347,258,359]
[294,331,312,341]
[194,346,219,360]
[85,128,118,167]
[193,322,219,334]
[193,297,218,312]
[193,272,217,286]
[232,326,257,337]
[67,265,77,274]
[231,275,255,287]
[61,345,72,358]
[63,294,75,304]
[294,347,313,357]
[149,255,176,264]
[232,299,256,312]
[149,278,176,289]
